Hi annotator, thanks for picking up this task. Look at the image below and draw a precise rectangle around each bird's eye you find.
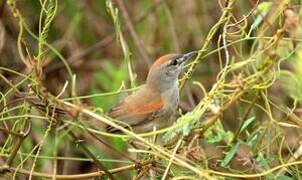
[170,59,178,66]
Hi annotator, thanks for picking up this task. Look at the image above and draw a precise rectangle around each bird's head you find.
[146,51,197,91]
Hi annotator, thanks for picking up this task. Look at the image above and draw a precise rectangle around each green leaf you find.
[246,132,258,147]
[221,142,239,167]
[250,2,273,31]
[256,152,270,169]
[240,116,256,133]
[204,120,233,144]
[257,2,273,14]
[161,110,202,144]
[161,131,178,144]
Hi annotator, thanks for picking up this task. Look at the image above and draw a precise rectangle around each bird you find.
[107,51,197,133]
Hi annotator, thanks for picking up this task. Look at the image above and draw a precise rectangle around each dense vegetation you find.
[1,0,302,179]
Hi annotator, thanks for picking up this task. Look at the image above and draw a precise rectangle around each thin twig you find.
[2,105,31,169]
[180,0,237,90]
[29,104,56,180]
[113,0,152,66]
[68,131,116,180]
[162,138,182,180]
[227,0,259,28]
[163,2,180,53]
[276,141,302,176]
[231,91,258,143]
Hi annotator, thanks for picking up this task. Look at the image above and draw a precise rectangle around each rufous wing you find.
[107,95,164,132]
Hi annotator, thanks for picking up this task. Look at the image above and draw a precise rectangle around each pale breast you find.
[162,82,179,114]
[156,83,179,126]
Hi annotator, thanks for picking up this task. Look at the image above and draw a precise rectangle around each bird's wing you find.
[107,92,164,132]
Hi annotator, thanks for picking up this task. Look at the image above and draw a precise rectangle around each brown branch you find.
[86,129,138,163]
[288,113,302,128]
[1,113,31,171]
[0,126,24,137]
[8,160,153,179]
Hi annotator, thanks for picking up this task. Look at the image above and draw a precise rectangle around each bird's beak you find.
[179,51,198,65]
